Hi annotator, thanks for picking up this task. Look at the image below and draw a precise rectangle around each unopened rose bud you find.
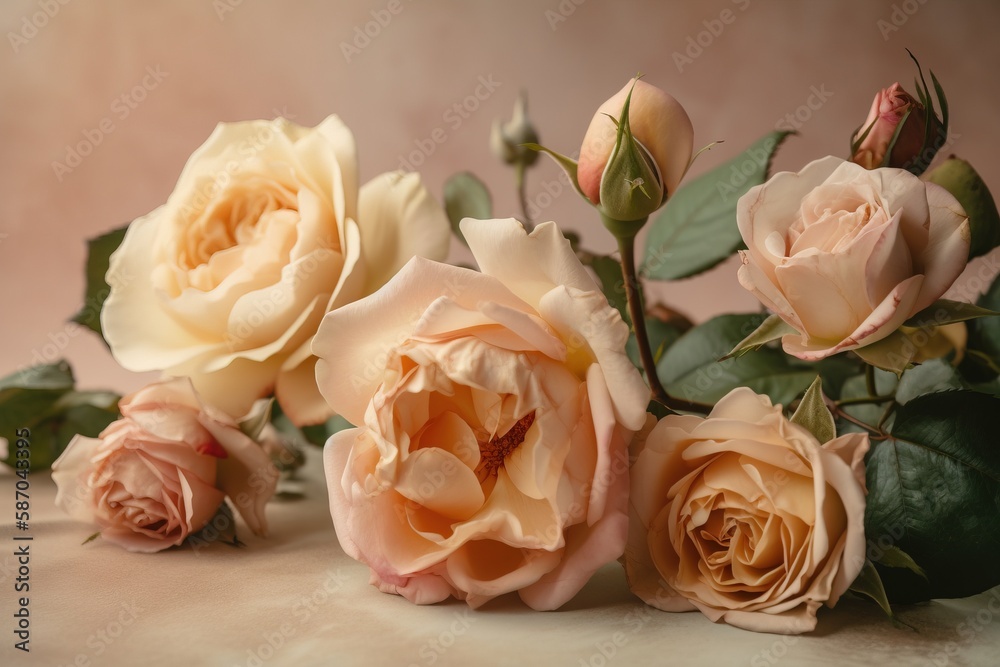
[852,83,940,171]
[491,91,540,169]
[577,78,693,223]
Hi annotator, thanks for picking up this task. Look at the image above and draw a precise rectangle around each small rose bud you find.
[491,91,540,169]
[852,83,941,171]
[850,51,950,177]
[577,78,694,220]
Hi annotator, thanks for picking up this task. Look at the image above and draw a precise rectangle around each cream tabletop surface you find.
[2,445,999,667]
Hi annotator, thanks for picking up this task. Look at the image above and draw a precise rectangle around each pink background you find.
[2,0,999,395]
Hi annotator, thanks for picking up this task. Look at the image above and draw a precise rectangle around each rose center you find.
[475,411,535,480]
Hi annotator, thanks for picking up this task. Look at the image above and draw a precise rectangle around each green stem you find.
[835,394,896,408]
[616,230,708,414]
[865,363,878,397]
[515,163,532,230]
[832,406,889,440]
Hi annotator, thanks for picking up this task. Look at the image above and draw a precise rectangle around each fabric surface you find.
[2,446,999,666]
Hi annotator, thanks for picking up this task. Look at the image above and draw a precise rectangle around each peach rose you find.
[51,378,278,552]
[577,78,693,208]
[314,218,649,610]
[101,115,450,426]
[625,388,870,634]
[737,156,969,361]
[851,83,935,171]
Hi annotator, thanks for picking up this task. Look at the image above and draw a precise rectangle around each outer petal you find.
[51,435,100,523]
[203,416,278,537]
[356,171,451,294]
[781,274,924,360]
[915,182,971,311]
[537,286,648,431]
[102,207,220,371]
[461,219,598,307]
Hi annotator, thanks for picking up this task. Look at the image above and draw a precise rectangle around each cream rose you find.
[51,378,278,552]
[101,115,450,425]
[625,388,870,634]
[314,218,649,610]
[737,156,969,361]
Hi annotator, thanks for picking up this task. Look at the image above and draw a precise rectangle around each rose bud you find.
[491,91,540,169]
[850,57,948,176]
[577,78,693,223]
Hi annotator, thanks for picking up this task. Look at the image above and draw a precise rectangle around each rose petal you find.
[915,182,971,311]
[356,171,451,294]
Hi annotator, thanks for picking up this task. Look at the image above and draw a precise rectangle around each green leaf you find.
[0,360,74,394]
[905,298,999,328]
[875,545,928,581]
[589,255,629,325]
[926,157,1000,259]
[523,143,586,200]
[656,313,816,406]
[864,390,1000,602]
[849,560,894,619]
[894,358,963,404]
[0,362,121,470]
[838,371,897,431]
[853,330,917,375]
[790,376,835,444]
[72,225,128,339]
[966,271,1000,372]
[1,361,75,469]
[725,313,798,358]
[642,131,793,281]
[627,317,683,372]
[443,172,492,247]
[187,502,243,550]
[814,355,866,400]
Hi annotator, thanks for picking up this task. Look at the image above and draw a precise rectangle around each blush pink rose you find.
[625,388,870,634]
[737,156,969,361]
[314,218,649,610]
[52,378,278,552]
[852,83,933,170]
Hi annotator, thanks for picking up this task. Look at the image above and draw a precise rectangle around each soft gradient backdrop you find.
[3,0,999,394]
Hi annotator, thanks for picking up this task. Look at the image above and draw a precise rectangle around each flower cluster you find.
[39,57,1000,638]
